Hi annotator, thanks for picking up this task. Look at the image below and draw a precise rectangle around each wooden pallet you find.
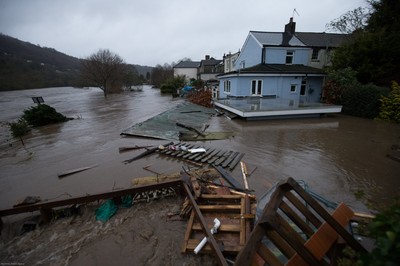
[181,192,256,256]
[234,177,368,266]
[156,142,245,170]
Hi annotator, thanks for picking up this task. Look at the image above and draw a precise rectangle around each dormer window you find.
[286,51,294,64]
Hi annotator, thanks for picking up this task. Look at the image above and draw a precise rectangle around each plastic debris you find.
[95,200,118,222]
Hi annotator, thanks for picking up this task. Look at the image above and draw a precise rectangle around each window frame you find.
[311,48,319,61]
[251,79,263,96]
[286,51,294,65]
[224,80,231,94]
[290,84,297,93]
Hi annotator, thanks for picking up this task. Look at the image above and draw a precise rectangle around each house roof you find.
[295,32,349,48]
[218,63,325,77]
[249,31,348,48]
[250,31,305,47]
[173,61,200,68]
[200,58,222,66]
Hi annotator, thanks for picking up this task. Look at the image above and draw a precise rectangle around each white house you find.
[173,61,200,82]
[217,18,348,103]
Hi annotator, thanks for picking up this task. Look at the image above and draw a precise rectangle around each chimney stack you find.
[205,55,210,60]
[284,17,296,35]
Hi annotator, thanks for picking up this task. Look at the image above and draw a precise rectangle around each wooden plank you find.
[286,178,367,253]
[182,210,196,253]
[287,203,355,266]
[199,205,241,211]
[182,182,228,266]
[194,148,216,162]
[266,214,321,266]
[228,152,245,170]
[214,151,233,166]
[257,242,283,266]
[285,191,322,229]
[245,195,251,243]
[222,151,239,168]
[208,150,228,164]
[234,225,270,266]
[200,194,243,200]
[201,148,221,163]
[57,164,97,178]
[240,197,246,245]
[213,165,243,190]
[279,200,315,238]
[0,179,182,217]
[124,141,173,163]
[192,223,241,232]
[185,239,243,253]
[265,229,296,259]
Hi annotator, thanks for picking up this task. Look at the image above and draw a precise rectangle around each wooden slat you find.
[182,210,196,253]
[285,191,322,229]
[192,223,241,232]
[185,239,243,253]
[201,148,221,163]
[228,152,245,170]
[266,214,321,266]
[214,151,233,166]
[257,242,283,266]
[194,147,216,162]
[200,194,243,200]
[240,197,246,245]
[182,182,228,266]
[199,205,241,211]
[265,229,296,259]
[222,151,239,168]
[208,150,228,164]
[286,178,367,253]
[279,200,315,238]
[287,203,355,266]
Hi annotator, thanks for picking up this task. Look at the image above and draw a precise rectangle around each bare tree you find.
[81,49,125,97]
[326,7,370,34]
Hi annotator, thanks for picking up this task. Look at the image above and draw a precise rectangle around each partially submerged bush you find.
[341,83,389,119]
[22,104,69,127]
[9,119,31,146]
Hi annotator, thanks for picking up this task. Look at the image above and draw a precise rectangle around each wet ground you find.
[1,86,400,265]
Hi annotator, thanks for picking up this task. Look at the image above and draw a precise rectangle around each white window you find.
[290,84,297,93]
[286,51,294,64]
[224,80,231,93]
[251,80,262,96]
[311,48,319,60]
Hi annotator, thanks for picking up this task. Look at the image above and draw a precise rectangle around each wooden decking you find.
[156,142,245,170]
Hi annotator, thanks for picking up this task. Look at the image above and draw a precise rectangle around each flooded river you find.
[1,86,399,211]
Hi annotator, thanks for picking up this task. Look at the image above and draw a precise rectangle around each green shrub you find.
[160,75,186,94]
[9,119,31,146]
[378,81,400,123]
[22,104,68,127]
[341,83,389,118]
[359,199,400,265]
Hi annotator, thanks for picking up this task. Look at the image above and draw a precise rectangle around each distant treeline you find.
[0,34,152,91]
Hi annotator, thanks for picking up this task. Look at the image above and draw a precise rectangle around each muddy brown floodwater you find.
[1,86,400,265]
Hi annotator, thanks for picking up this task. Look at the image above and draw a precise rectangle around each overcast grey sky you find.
[0,0,367,66]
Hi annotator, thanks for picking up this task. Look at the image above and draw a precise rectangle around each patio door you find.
[251,80,262,96]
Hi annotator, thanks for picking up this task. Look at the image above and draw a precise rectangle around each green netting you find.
[95,199,118,222]
[121,103,215,140]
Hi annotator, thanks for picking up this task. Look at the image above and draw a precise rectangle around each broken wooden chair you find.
[234,177,368,266]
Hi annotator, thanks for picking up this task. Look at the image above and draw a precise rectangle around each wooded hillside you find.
[0,34,152,91]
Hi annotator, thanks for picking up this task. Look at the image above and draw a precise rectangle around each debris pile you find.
[187,88,213,108]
